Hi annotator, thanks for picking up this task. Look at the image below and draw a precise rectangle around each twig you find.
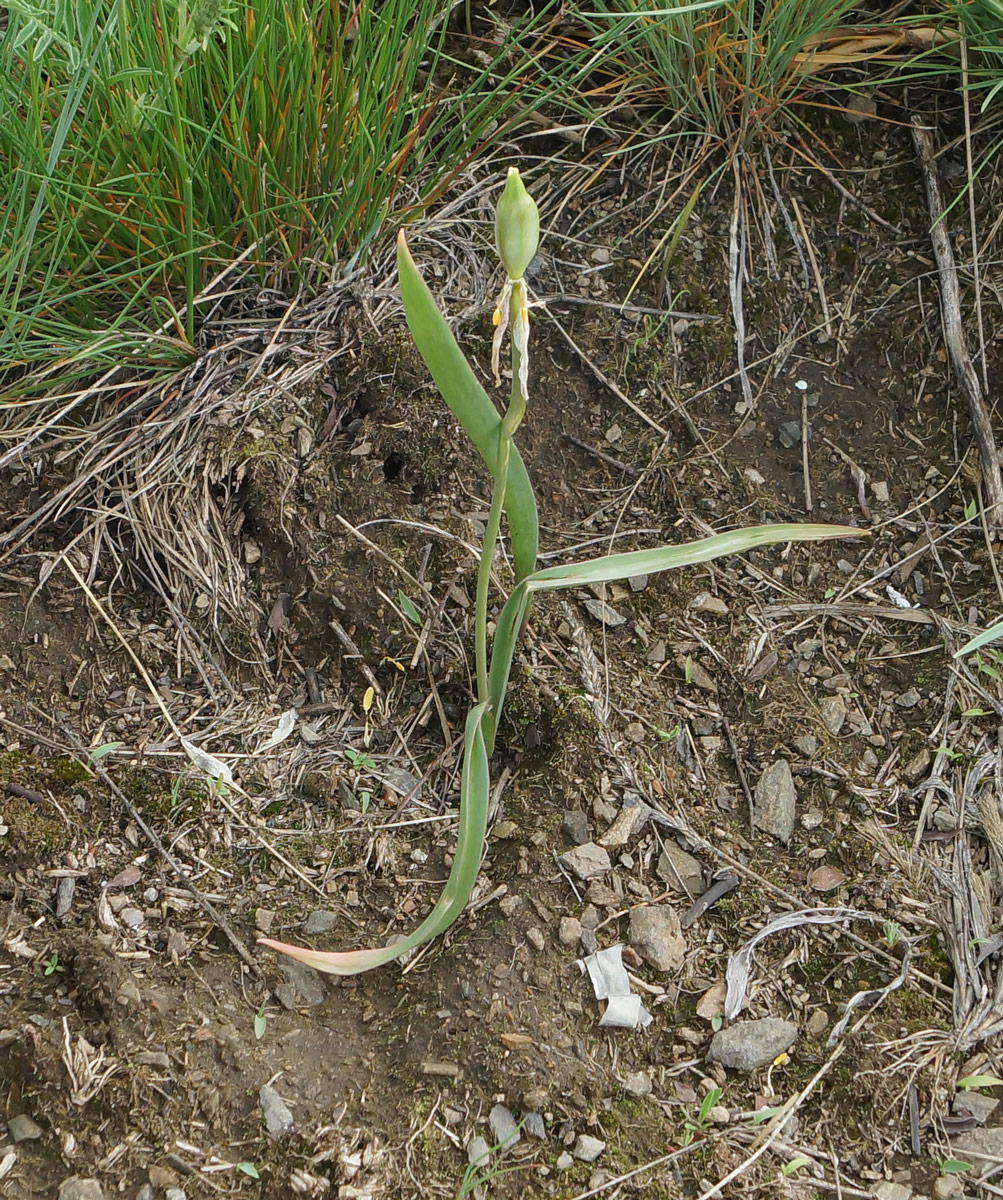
[801,385,813,513]
[911,117,1003,520]
[728,159,754,412]
[563,434,641,477]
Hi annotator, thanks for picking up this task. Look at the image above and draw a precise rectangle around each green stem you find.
[475,435,510,707]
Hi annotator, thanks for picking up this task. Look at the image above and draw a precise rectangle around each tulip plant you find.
[258,170,859,976]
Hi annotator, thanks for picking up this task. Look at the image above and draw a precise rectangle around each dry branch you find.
[911,117,1003,520]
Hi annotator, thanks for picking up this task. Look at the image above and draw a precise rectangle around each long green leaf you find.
[487,523,864,740]
[257,702,491,976]
[955,616,1003,659]
[396,233,539,581]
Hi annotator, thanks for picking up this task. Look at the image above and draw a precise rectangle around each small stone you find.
[872,480,890,503]
[9,1114,43,1141]
[933,1175,964,1200]
[707,1018,798,1071]
[690,592,729,617]
[523,1087,549,1111]
[582,597,626,627]
[147,1166,179,1190]
[302,910,339,935]
[806,1009,828,1037]
[754,760,797,843]
[793,735,818,757]
[274,957,325,1007]
[116,976,142,1006]
[589,1170,613,1190]
[597,804,647,850]
[808,864,847,892]
[558,843,612,881]
[56,876,75,918]
[744,468,766,486]
[466,1136,490,1166]
[489,1103,520,1150]
[902,748,932,785]
[953,1090,999,1124]
[628,575,648,591]
[523,1112,546,1139]
[137,1187,155,1200]
[491,821,518,840]
[656,841,704,894]
[622,1071,652,1099]
[259,1084,294,1135]
[628,905,686,971]
[120,906,145,929]
[801,808,825,830]
[954,1126,1003,1161]
[559,917,582,947]
[646,640,667,664]
[58,1182,105,1200]
[255,908,275,933]
[895,688,921,709]
[585,881,618,908]
[134,1051,171,1068]
[561,810,591,846]
[556,1152,574,1170]
[526,927,545,951]
[708,1106,730,1124]
[165,1191,187,1200]
[573,1134,606,1162]
[819,695,846,736]
[696,981,727,1021]
[873,1183,913,1200]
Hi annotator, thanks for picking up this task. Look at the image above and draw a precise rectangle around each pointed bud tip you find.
[495,168,539,280]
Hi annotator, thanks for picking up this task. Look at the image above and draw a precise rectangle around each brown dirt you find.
[3,101,1003,1200]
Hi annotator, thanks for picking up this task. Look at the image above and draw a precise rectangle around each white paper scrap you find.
[256,708,298,753]
[576,945,653,1029]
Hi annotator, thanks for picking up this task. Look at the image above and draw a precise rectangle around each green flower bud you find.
[495,168,539,280]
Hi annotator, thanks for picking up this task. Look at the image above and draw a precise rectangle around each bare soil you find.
[3,102,1003,1200]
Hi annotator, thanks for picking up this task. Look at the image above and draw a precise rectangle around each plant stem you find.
[474,435,510,708]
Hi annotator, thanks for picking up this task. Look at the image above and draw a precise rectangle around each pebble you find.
[573,1134,606,1162]
[302,910,339,934]
[120,906,145,929]
[689,592,729,617]
[872,480,890,503]
[953,1090,999,1123]
[488,1104,520,1150]
[558,842,612,881]
[9,1114,43,1142]
[873,1183,912,1200]
[902,747,932,784]
[932,1175,964,1200]
[628,574,648,591]
[559,916,582,947]
[134,1051,170,1068]
[806,1009,828,1037]
[259,1084,294,1135]
[707,1018,798,1071]
[629,905,686,971]
[656,841,704,894]
[255,908,275,933]
[556,1151,574,1170]
[793,735,818,757]
[754,759,797,843]
[955,1126,1003,1160]
[561,810,591,845]
[582,597,626,627]
[894,688,921,709]
[137,1187,155,1200]
[56,876,75,918]
[165,1191,187,1200]
[524,1112,546,1139]
[58,1182,105,1200]
[466,1136,490,1166]
[589,1169,613,1190]
[526,927,545,951]
[622,1070,652,1098]
[819,695,846,735]
[274,957,325,1008]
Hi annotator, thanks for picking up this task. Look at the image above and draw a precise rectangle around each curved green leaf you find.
[397,232,538,581]
[258,702,491,975]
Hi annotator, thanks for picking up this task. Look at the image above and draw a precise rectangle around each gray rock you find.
[819,695,846,735]
[302,910,339,935]
[9,1113,43,1141]
[628,575,649,591]
[628,905,686,972]
[559,916,582,947]
[56,875,75,918]
[589,1169,614,1190]
[259,1084,294,1135]
[707,1018,798,1071]
[558,842,612,881]
[656,842,703,894]
[523,1112,546,1139]
[556,1151,574,1170]
[582,597,626,627]
[953,1124,1003,1161]
[561,810,591,846]
[902,748,932,785]
[466,1136,490,1166]
[526,927,545,951]
[793,735,818,758]
[754,760,796,843]
[488,1103,520,1150]
[622,1071,652,1098]
[873,1184,912,1200]
[120,906,145,928]
[165,1191,187,1200]
[932,1177,964,1200]
[58,1182,105,1200]
[953,1090,999,1124]
[573,1134,606,1162]
[275,957,325,1007]
[137,1187,155,1200]
[895,688,921,709]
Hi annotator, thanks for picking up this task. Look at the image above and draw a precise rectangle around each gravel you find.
[753,759,796,843]
[302,910,339,934]
[561,810,591,845]
[628,905,686,971]
[488,1103,520,1150]
[573,1134,606,1162]
[706,1018,798,1071]
[819,695,846,735]
[558,842,612,881]
[8,1114,43,1141]
[58,1182,105,1200]
[259,1084,294,1135]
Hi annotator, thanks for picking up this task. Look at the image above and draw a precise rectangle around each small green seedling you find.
[236,1161,260,1179]
[89,741,123,763]
[781,1156,812,1177]
[43,952,64,976]
[655,725,681,742]
[882,920,900,949]
[937,1159,972,1174]
[957,1073,1003,1090]
[752,1105,783,1126]
[964,498,977,522]
[344,748,377,772]
[935,746,963,762]
[711,1014,723,1032]
[398,588,423,625]
[683,654,694,685]
[253,1000,268,1040]
[682,1086,722,1145]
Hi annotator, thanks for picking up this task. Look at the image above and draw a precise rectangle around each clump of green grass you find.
[0,0,578,377]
